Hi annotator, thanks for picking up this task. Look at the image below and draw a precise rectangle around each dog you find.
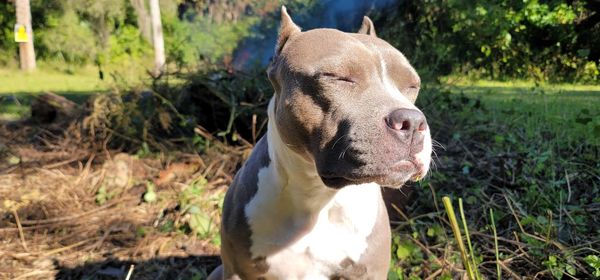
[208,6,432,279]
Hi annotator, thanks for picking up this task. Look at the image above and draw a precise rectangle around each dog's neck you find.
[265,97,338,213]
[245,97,383,258]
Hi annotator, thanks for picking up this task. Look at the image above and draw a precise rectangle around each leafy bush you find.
[377,0,600,83]
[38,10,97,65]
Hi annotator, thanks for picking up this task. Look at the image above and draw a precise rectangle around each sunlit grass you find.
[0,66,108,95]
[442,76,600,92]
[439,81,600,147]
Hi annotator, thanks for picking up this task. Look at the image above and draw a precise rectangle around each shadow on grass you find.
[55,255,221,280]
[0,91,102,120]
[451,85,600,96]
[1,90,102,104]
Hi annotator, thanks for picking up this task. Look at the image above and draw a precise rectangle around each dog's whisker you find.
[331,135,346,150]
[431,139,446,150]
[339,144,351,160]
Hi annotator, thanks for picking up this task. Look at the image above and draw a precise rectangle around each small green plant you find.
[543,255,576,279]
[177,177,221,245]
[584,255,600,278]
[135,142,153,158]
[95,186,113,205]
[143,181,157,203]
[388,233,425,280]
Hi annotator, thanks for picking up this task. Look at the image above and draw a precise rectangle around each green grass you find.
[390,82,600,279]
[0,66,110,120]
[445,82,600,146]
[0,66,108,95]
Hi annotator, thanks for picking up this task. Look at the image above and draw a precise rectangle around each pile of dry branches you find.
[0,101,251,279]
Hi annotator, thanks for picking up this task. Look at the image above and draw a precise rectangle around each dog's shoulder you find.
[222,135,270,235]
[219,136,271,278]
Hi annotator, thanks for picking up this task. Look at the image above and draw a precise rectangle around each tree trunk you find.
[131,0,152,42]
[15,0,36,71]
[149,0,165,76]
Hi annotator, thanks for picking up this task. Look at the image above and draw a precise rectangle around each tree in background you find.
[0,0,597,83]
[15,0,36,71]
[149,0,165,76]
[378,0,600,83]
[130,0,152,42]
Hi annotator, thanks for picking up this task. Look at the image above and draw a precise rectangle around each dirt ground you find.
[0,119,251,279]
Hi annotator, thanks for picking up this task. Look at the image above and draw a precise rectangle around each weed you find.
[143,181,158,203]
[393,83,600,278]
[176,177,222,245]
[442,196,480,280]
[584,255,600,277]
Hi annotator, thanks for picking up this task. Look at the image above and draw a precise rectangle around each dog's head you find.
[267,7,432,189]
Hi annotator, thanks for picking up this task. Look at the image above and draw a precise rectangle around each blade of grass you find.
[459,198,481,279]
[442,196,476,280]
[490,208,501,280]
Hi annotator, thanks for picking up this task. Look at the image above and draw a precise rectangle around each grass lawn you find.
[444,81,600,146]
[387,81,600,279]
[0,66,110,120]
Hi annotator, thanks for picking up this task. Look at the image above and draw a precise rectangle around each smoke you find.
[232,0,399,71]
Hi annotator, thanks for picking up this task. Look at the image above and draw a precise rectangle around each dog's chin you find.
[320,176,355,189]
[320,173,413,189]
[320,167,418,190]
[319,160,426,189]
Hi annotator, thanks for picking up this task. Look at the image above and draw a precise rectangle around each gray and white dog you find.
[208,6,432,280]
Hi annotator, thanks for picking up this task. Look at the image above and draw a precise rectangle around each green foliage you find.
[384,84,600,278]
[2,0,599,84]
[95,185,112,205]
[0,2,17,65]
[38,10,97,65]
[378,0,600,83]
[543,255,577,279]
[584,255,600,278]
[72,0,126,48]
[178,177,222,244]
[0,0,64,65]
[389,234,425,279]
[143,181,158,203]
[163,15,258,68]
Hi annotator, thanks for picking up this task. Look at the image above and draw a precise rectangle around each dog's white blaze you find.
[378,53,416,108]
[415,127,432,175]
[244,99,380,279]
[377,52,433,175]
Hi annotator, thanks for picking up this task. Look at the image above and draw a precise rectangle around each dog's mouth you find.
[320,160,423,189]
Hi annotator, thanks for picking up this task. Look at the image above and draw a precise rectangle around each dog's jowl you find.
[208,6,432,280]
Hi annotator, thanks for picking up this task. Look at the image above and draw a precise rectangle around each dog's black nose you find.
[385,108,427,132]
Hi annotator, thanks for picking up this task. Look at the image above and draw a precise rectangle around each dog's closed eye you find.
[319,72,356,84]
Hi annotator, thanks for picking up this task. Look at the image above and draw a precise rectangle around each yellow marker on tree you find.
[14,24,29,43]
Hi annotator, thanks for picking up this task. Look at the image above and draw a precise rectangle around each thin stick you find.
[459,198,480,279]
[499,261,522,280]
[564,170,572,203]
[41,238,92,256]
[504,194,567,251]
[12,210,28,251]
[13,270,54,280]
[252,113,257,145]
[125,264,135,280]
[490,208,501,280]
[19,199,121,225]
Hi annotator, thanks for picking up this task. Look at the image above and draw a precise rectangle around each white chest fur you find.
[246,172,381,280]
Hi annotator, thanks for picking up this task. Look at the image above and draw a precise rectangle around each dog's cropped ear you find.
[358,16,377,37]
[275,6,301,56]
